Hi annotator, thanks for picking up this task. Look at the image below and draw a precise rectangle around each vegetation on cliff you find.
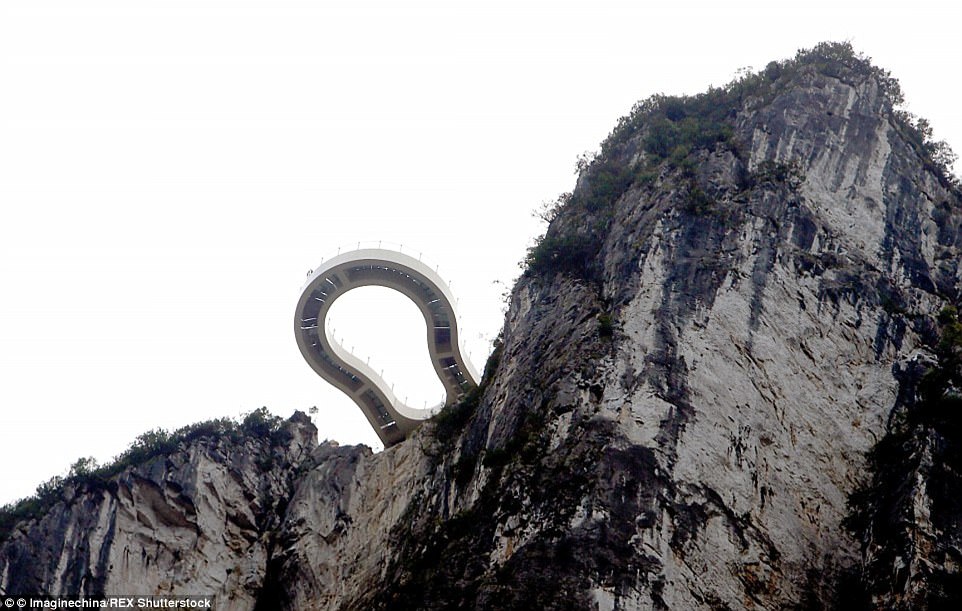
[4,42,962,607]
[0,407,286,543]
[524,41,959,281]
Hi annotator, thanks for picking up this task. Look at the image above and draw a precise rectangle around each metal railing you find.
[309,241,479,384]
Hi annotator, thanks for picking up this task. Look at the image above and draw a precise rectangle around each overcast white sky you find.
[1,0,960,505]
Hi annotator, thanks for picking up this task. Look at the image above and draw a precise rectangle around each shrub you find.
[242,406,283,439]
[751,159,805,192]
[432,389,480,442]
[430,335,503,444]
[524,233,601,280]
[598,313,614,338]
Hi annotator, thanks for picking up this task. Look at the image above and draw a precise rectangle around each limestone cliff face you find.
[0,415,316,610]
[262,46,962,610]
[2,45,961,610]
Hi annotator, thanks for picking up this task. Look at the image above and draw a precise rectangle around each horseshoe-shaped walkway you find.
[295,248,480,446]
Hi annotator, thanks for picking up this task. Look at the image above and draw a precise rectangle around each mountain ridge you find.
[3,42,962,610]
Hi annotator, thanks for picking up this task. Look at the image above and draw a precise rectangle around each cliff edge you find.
[3,43,961,610]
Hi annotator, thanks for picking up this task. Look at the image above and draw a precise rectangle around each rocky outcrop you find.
[0,414,316,610]
[844,320,962,609]
[256,44,962,610]
[2,44,961,609]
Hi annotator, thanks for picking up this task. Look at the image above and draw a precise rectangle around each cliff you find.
[2,43,961,610]
[0,412,317,608]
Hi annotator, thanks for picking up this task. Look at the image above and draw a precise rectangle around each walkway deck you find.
[294,248,480,446]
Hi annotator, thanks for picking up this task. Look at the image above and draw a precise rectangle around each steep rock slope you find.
[2,44,961,610]
[0,414,316,610]
[264,44,962,609]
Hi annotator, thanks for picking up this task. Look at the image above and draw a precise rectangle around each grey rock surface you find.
[0,414,316,610]
[3,45,961,610]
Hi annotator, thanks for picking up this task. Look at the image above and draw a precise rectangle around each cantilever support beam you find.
[294,248,480,446]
